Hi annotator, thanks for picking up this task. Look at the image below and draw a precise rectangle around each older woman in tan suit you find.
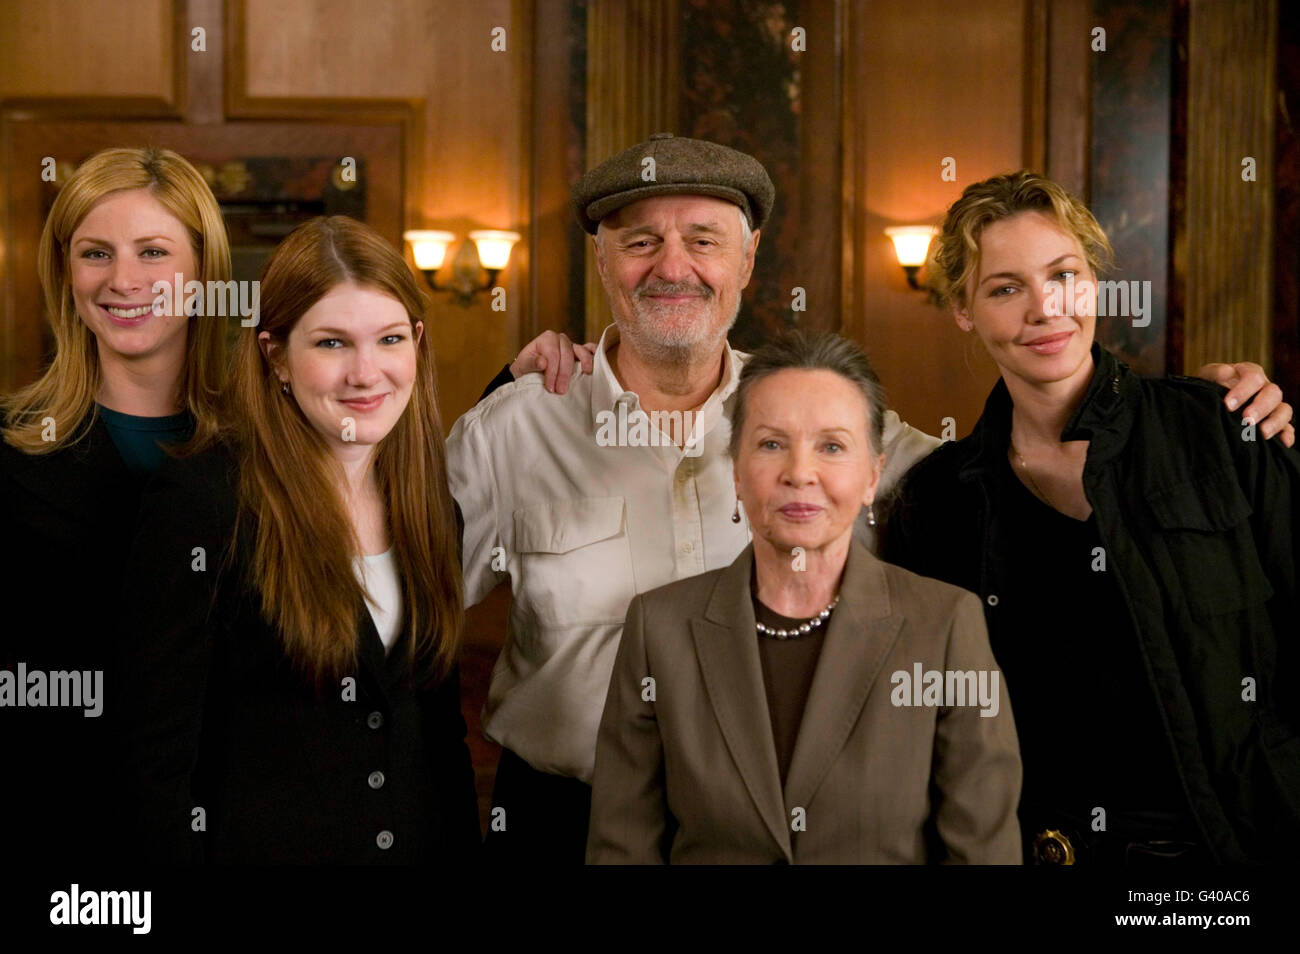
[586,331,1022,864]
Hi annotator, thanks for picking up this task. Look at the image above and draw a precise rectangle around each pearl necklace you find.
[755,593,840,640]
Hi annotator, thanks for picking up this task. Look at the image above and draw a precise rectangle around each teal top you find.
[96,404,195,476]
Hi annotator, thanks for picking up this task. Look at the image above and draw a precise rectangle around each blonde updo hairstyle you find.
[927,170,1114,312]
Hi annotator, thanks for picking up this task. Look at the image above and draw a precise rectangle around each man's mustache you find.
[634,281,714,300]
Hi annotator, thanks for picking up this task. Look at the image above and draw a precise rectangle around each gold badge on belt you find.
[1032,829,1076,865]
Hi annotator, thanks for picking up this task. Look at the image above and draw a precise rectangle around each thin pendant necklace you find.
[1010,439,1052,507]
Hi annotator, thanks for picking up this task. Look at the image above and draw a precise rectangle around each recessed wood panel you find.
[0,0,177,102]
[242,0,432,98]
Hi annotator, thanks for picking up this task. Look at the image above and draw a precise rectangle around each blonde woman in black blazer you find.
[0,147,232,864]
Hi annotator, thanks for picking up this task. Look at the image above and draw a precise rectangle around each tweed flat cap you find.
[572,133,775,234]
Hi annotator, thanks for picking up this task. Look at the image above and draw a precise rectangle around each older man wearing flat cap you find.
[446,133,940,863]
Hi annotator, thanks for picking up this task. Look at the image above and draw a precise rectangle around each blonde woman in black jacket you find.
[1,147,230,864]
[884,171,1300,865]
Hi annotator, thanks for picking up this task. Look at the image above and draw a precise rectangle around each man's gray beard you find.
[617,301,740,370]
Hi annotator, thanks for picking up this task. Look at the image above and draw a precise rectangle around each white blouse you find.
[353,548,402,653]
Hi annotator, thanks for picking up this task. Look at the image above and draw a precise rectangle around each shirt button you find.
[682,542,693,553]
[366,711,384,730]
[368,771,385,790]
[376,830,394,850]
[987,594,999,607]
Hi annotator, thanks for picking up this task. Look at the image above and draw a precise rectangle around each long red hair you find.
[227,216,463,688]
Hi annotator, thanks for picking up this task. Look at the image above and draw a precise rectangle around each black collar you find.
[956,342,1139,483]
[3,411,138,524]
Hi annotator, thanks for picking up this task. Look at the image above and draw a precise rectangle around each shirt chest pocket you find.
[1145,466,1274,619]
[512,496,637,625]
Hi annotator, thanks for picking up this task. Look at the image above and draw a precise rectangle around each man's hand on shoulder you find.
[1196,360,1295,447]
[511,331,598,395]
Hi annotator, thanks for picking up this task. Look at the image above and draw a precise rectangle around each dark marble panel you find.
[679,0,805,351]
[1089,0,1173,375]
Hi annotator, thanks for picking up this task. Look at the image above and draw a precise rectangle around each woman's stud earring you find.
[281,380,290,395]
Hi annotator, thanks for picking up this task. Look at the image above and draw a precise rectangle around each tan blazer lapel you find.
[784,539,904,812]
[690,544,793,859]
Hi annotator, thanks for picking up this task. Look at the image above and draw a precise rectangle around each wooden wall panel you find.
[0,0,178,105]
[1274,0,1300,397]
[847,0,1024,442]
[792,1,844,340]
[1182,0,1276,374]
[524,0,584,346]
[242,0,432,99]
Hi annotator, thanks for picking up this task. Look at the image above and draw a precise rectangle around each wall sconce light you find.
[403,228,521,306]
[885,226,938,290]
[405,230,455,271]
